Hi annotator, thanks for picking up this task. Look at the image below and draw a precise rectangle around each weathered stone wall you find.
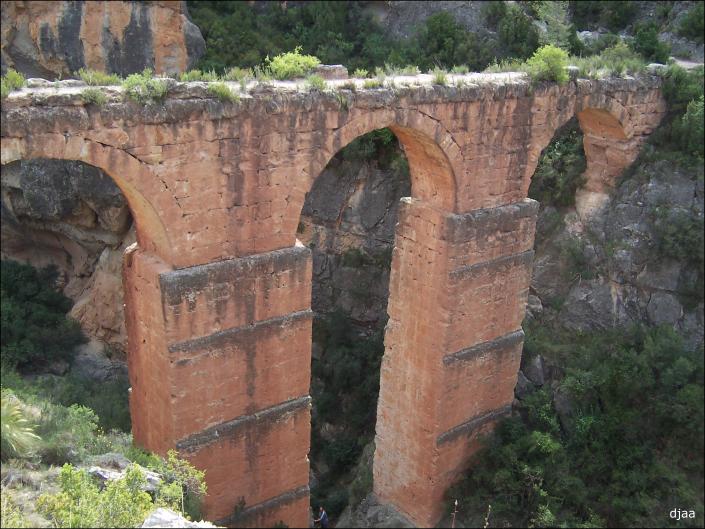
[1,1,204,79]
[1,71,666,527]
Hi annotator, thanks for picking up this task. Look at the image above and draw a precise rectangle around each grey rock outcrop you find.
[1,159,135,348]
[1,1,205,79]
[142,508,217,528]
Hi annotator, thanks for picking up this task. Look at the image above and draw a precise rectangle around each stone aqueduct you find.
[1,73,665,527]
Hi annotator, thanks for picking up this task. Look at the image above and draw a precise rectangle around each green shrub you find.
[222,66,252,90]
[671,95,704,158]
[653,207,705,265]
[529,118,586,207]
[569,1,636,32]
[431,68,448,86]
[1,260,86,370]
[560,237,596,281]
[352,68,369,78]
[363,78,382,89]
[451,64,469,74]
[153,449,207,520]
[265,46,320,80]
[525,45,570,84]
[0,390,40,461]
[449,324,704,528]
[482,0,508,27]
[38,464,153,528]
[498,4,541,60]
[631,22,671,63]
[207,82,239,102]
[77,68,121,86]
[1,492,29,528]
[572,42,647,78]
[678,2,704,44]
[179,69,220,82]
[1,69,25,99]
[80,87,107,106]
[534,0,572,49]
[662,65,704,112]
[37,403,113,465]
[306,74,326,91]
[122,69,169,104]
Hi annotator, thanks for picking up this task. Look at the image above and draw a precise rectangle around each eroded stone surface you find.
[1,1,204,79]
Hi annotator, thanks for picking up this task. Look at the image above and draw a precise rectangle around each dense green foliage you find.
[187,1,543,75]
[641,65,705,164]
[37,464,154,528]
[525,45,570,84]
[678,2,704,44]
[36,450,206,528]
[1,68,25,99]
[631,22,671,63]
[449,324,704,528]
[310,310,385,519]
[569,1,637,32]
[529,119,586,207]
[1,260,86,370]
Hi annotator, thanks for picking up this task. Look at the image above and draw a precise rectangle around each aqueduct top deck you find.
[2,71,665,270]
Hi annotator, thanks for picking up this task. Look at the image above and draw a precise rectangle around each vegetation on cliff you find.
[1,261,206,527]
[448,324,704,528]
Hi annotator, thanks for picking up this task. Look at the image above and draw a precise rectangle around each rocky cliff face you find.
[529,158,704,351]
[1,159,134,348]
[299,147,410,330]
[1,1,204,79]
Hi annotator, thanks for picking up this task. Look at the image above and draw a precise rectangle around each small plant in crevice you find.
[179,69,220,82]
[207,82,240,103]
[80,87,107,106]
[122,69,169,104]
[431,68,448,86]
[306,74,326,92]
[77,68,121,86]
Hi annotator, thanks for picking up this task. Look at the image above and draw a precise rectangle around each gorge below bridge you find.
[1,70,665,527]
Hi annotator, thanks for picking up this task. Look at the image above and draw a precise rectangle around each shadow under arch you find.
[306,109,461,213]
[1,136,173,266]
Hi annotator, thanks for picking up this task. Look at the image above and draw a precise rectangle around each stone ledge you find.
[436,404,512,446]
[443,329,525,367]
[168,309,313,357]
[217,485,310,527]
[159,245,311,306]
[449,249,534,281]
[176,396,311,452]
[446,199,539,242]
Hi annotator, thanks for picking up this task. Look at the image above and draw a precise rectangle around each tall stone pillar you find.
[373,197,539,526]
[123,243,313,527]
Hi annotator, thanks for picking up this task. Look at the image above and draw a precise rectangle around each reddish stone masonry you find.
[1,71,666,527]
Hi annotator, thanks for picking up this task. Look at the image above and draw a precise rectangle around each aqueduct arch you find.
[1,72,665,527]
